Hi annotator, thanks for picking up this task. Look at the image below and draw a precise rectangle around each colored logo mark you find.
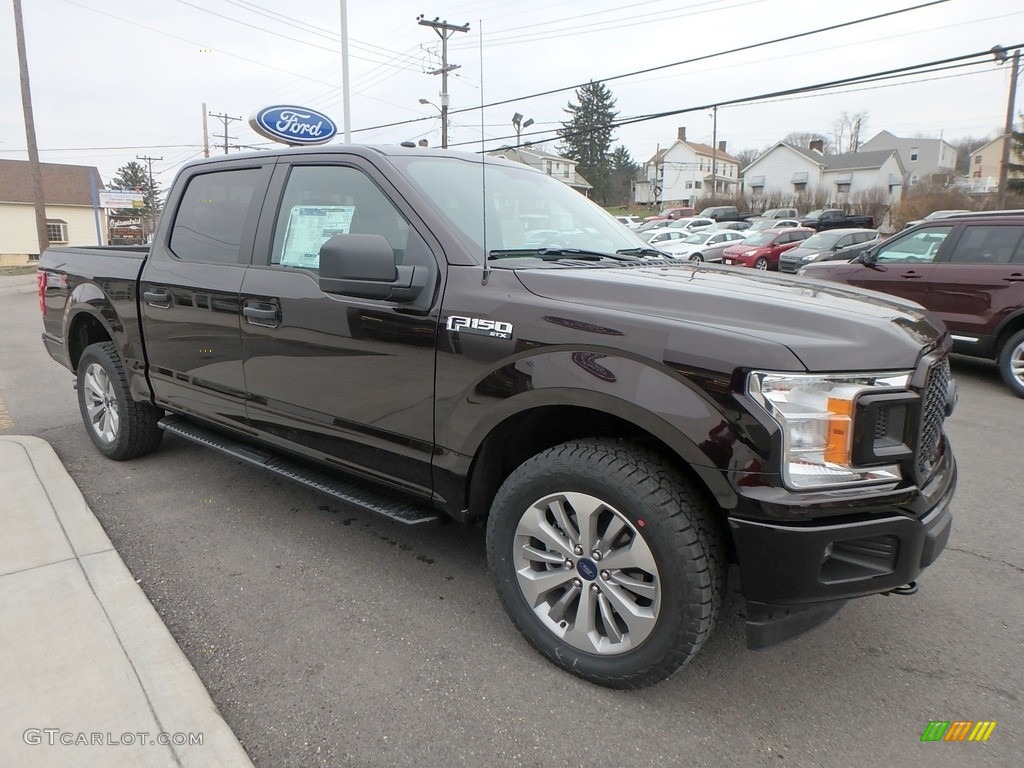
[921,721,997,742]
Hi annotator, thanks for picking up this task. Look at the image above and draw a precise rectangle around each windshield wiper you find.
[488,248,640,262]
[615,247,668,258]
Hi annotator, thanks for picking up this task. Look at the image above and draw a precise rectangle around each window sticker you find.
[279,205,355,268]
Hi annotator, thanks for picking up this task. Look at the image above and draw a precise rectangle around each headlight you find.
[747,371,910,489]
[743,250,756,257]
[800,254,816,261]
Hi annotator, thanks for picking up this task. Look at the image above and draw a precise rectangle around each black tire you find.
[689,253,704,263]
[998,329,1024,398]
[77,342,163,460]
[754,256,769,270]
[486,439,724,689]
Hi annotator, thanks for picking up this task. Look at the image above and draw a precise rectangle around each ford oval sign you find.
[249,105,337,146]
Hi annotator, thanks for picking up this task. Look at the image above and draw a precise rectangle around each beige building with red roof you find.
[0,159,107,265]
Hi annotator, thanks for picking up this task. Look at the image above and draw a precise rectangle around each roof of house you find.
[0,159,103,206]
[970,136,1004,156]
[822,149,900,171]
[649,140,739,165]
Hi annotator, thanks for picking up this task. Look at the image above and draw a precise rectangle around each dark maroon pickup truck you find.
[38,145,956,688]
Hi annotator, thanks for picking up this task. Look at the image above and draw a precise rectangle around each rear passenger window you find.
[947,225,1024,265]
[169,169,263,265]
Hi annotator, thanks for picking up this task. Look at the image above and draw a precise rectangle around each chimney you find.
[718,140,727,153]
[678,127,687,142]
[809,139,824,153]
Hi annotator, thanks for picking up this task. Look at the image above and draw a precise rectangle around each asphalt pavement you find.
[1,272,1020,767]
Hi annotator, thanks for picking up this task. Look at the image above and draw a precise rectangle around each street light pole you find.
[511,112,534,148]
[996,48,1021,209]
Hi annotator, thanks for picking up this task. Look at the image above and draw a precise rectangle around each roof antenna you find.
[479,20,490,286]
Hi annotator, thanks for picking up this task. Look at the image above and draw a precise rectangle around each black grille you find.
[917,357,950,482]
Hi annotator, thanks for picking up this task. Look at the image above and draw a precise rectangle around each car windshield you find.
[804,209,824,219]
[683,234,707,244]
[801,232,841,249]
[394,155,643,263]
[746,220,772,232]
[742,232,776,246]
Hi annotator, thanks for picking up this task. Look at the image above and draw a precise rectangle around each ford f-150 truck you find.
[38,145,956,689]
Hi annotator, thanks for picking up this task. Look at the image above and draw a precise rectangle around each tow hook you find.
[884,581,918,597]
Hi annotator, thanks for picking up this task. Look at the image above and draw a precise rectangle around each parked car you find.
[759,207,799,219]
[740,218,802,236]
[800,209,874,231]
[665,216,715,233]
[706,221,751,232]
[657,230,747,262]
[642,206,696,224]
[699,205,757,223]
[800,212,1024,396]
[615,215,643,230]
[778,228,881,273]
[721,227,814,270]
[903,209,970,230]
[637,228,693,249]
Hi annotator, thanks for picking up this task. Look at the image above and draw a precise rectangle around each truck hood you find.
[514,263,943,372]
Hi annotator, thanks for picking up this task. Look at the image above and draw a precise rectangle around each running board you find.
[158,416,440,526]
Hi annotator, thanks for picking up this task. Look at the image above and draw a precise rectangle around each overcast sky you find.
[0,0,1020,188]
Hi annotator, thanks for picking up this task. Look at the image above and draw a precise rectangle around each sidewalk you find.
[0,435,253,768]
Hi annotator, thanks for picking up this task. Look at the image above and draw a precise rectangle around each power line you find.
[350,0,951,136]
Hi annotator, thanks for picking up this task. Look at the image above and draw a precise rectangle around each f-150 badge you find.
[446,315,513,340]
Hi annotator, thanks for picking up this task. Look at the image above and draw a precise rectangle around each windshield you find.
[804,209,824,220]
[683,233,707,244]
[393,155,643,262]
[801,232,840,249]
[742,232,776,246]
[746,220,772,232]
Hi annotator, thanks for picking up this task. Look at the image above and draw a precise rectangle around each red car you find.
[720,227,814,270]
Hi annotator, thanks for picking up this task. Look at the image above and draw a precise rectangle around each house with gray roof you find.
[0,159,106,265]
[489,146,592,195]
[741,141,905,207]
[859,130,958,186]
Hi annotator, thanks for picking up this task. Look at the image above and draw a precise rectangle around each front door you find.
[239,159,443,498]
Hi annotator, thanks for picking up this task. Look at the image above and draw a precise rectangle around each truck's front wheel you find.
[998,329,1024,398]
[486,439,723,688]
[77,342,163,460]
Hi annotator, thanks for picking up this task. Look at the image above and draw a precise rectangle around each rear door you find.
[238,156,444,498]
[925,222,1024,353]
[140,159,274,430]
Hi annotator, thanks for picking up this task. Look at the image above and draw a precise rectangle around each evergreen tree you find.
[609,145,639,206]
[109,161,161,221]
[558,81,617,203]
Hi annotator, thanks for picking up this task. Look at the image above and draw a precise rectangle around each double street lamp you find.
[512,112,534,147]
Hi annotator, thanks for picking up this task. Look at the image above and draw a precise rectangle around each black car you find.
[779,228,880,273]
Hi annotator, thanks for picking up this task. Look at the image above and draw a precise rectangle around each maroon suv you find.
[721,227,814,270]
[801,212,1024,397]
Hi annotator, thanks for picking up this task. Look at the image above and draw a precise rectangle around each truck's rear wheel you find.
[486,439,723,689]
[999,329,1024,398]
[77,342,163,460]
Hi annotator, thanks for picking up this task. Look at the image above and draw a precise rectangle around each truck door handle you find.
[143,289,171,307]
[1003,274,1024,282]
[243,302,279,326]
[901,272,922,279]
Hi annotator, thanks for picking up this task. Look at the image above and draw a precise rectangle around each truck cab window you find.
[270,165,416,273]
[169,169,262,264]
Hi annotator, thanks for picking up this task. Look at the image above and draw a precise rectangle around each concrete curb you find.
[0,435,253,767]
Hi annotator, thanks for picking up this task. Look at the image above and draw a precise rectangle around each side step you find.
[158,416,440,526]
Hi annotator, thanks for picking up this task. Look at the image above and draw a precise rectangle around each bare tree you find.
[733,146,765,170]
[784,132,832,152]
[833,111,869,153]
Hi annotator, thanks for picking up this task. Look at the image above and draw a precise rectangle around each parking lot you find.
[1,272,1020,767]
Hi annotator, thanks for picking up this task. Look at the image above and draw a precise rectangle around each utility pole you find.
[136,155,162,240]
[208,111,242,155]
[417,16,469,149]
[12,0,49,257]
[202,102,210,158]
[711,105,718,198]
[997,48,1021,209]
[340,0,351,142]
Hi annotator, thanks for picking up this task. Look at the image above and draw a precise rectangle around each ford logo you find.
[576,559,598,582]
[249,105,337,146]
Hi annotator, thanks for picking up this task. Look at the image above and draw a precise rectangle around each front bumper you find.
[730,450,956,649]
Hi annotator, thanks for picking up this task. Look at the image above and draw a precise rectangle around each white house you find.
[633,127,741,206]
[859,130,958,186]
[742,141,905,207]
[0,159,107,265]
[489,146,592,195]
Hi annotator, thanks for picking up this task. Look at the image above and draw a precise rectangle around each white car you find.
[740,218,802,236]
[657,230,747,262]
[615,215,643,230]
[638,229,692,251]
[664,217,715,233]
